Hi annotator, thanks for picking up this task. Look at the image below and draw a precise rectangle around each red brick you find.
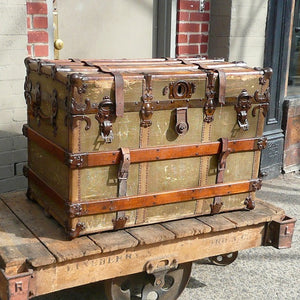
[204,1,210,11]
[176,34,188,44]
[177,23,200,33]
[28,31,48,43]
[190,12,210,22]
[27,2,47,15]
[177,45,199,56]
[33,16,48,29]
[27,16,31,29]
[34,45,49,57]
[177,11,189,21]
[189,34,208,44]
[200,44,208,54]
[178,0,200,11]
[201,23,209,32]
[27,45,32,56]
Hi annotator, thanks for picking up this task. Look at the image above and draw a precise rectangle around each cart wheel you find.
[105,262,192,300]
[208,251,238,266]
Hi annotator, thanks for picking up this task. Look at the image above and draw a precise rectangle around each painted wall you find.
[0,0,28,192]
[209,0,268,67]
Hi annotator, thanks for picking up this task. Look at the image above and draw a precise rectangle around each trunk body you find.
[23,58,271,238]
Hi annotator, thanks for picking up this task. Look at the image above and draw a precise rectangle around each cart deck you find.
[0,191,296,300]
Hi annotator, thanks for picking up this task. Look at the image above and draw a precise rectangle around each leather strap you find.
[118,147,131,197]
[69,58,82,63]
[113,147,130,229]
[82,61,125,117]
[211,138,232,214]
[217,70,226,105]
[194,63,226,105]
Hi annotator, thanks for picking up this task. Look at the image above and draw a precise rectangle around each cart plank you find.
[90,230,139,253]
[33,225,266,296]
[223,200,285,227]
[0,192,102,263]
[0,198,55,274]
[161,218,211,238]
[126,224,175,245]
[256,199,285,216]
[197,214,237,232]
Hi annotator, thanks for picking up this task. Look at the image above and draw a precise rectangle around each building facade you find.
[0,0,298,192]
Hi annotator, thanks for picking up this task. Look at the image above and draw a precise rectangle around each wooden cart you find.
[0,192,296,300]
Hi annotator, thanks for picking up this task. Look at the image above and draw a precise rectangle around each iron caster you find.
[208,251,238,266]
[105,262,192,300]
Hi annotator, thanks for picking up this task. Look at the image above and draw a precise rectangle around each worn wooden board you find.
[0,198,55,275]
[161,218,211,238]
[197,214,237,232]
[89,230,139,253]
[0,192,102,263]
[256,199,285,216]
[0,269,8,300]
[33,225,265,296]
[223,200,286,227]
[126,224,176,245]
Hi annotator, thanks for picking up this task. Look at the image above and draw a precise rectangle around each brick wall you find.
[0,0,28,193]
[176,0,210,57]
[27,0,49,57]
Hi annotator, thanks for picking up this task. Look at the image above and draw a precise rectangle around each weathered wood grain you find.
[0,196,55,274]
[0,192,101,263]
[198,214,237,232]
[126,224,175,245]
[33,225,265,296]
[161,218,211,238]
[89,230,139,253]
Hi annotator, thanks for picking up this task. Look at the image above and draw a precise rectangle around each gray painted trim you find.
[47,0,54,59]
[154,0,177,58]
[170,0,177,58]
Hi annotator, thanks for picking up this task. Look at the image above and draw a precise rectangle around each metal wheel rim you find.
[105,262,192,300]
[208,251,238,266]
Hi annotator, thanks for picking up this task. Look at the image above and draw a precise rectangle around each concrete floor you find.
[34,173,300,300]
[179,173,300,300]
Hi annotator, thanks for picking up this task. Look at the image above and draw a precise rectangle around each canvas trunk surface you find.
[23,58,271,237]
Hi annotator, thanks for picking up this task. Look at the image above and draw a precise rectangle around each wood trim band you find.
[78,178,261,216]
[25,165,262,218]
[23,124,66,162]
[24,166,67,210]
[23,125,267,169]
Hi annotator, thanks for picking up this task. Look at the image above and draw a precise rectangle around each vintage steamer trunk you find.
[23,57,271,238]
